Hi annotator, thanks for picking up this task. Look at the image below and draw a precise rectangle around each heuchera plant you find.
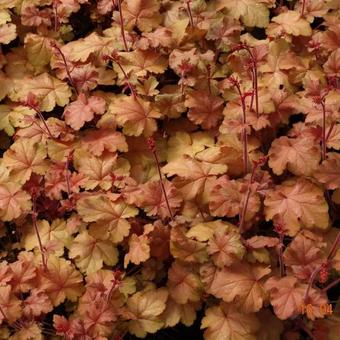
[0,0,339,339]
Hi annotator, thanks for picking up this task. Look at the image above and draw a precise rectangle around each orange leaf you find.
[77,194,138,243]
[265,276,305,319]
[109,96,161,136]
[205,262,270,313]
[245,236,279,249]
[324,48,340,77]
[2,138,49,184]
[69,231,118,274]
[268,136,320,176]
[139,180,182,219]
[118,49,168,76]
[124,233,150,267]
[9,252,36,293]
[0,23,16,44]
[64,93,106,130]
[0,285,22,324]
[0,182,31,222]
[326,124,340,150]
[168,262,202,304]
[201,302,260,340]
[122,0,161,32]
[267,11,312,37]
[209,175,260,221]
[170,225,208,263]
[283,232,325,281]
[23,290,53,317]
[127,288,168,337]
[264,177,329,236]
[207,228,246,268]
[162,298,199,328]
[74,150,117,191]
[185,90,224,129]
[314,153,340,190]
[265,276,328,320]
[97,0,114,15]
[162,155,227,202]
[37,256,83,306]
[81,129,128,156]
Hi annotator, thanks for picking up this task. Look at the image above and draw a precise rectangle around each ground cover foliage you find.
[0,0,340,339]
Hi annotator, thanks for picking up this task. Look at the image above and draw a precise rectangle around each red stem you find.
[254,66,259,118]
[321,100,327,161]
[239,187,251,234]
[322,278,340,293]
[65,158,71,198]
[0,306,6,322]
[114,60,137,99]
[278,234,285,277]
[207,65,211,94]
[53,0,59,32]
[186,1,194,27]
[153,151,174,221]
[231,45,259,117]
[27,104,54,140]
[51,44,79,95]
[327,231,340,261]
[325,121,335,143]
[180,74,185,95]
[301,0,306,17]
[304,266,320,303]
[32,199,47,271]
[242,129,248,174]
[244,47,259,118]
[249,70,255,111]
[234,82,249,174]
[106,280,118,304]
[239,164,257,233]
[36,111,54,139]
[31,117,53,138]
[116,0,128,51]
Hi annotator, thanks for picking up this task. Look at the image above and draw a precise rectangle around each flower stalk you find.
[325,121,335,143]
[207,64,212,94]
[231,43,259,118]
[104,52,137,99]
[321,99,327,161]
[0,306,7,322]
[32,198,47,271]
[322,277,340,293]
[53,0,59,32]
[106,270,122,303]
[23,94,55,140]
[116,0,128,51]
[238,157,266,233]
[147,137,174,221]
[185,0,194,27]
[229,76,250,174]
[301,0,306,17]
[64,151,74,199]
[275,223,286,277]
[50,42,79,96]
[309,84,333,161]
